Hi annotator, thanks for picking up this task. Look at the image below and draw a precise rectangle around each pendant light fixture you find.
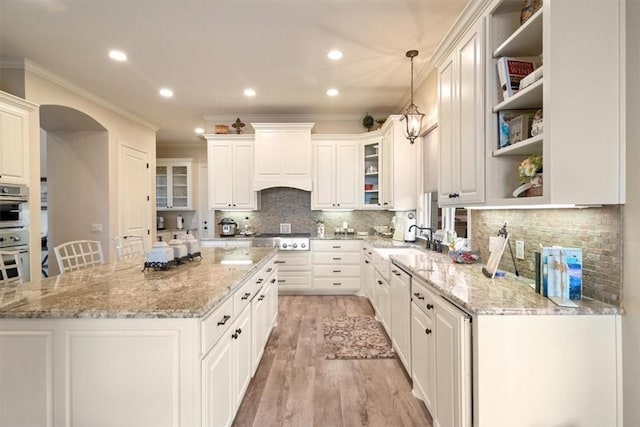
[400,50,425,144]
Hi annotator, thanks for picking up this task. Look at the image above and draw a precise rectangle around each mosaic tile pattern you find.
[469,206,623,305]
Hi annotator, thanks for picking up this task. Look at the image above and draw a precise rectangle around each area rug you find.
[323,316,395,360]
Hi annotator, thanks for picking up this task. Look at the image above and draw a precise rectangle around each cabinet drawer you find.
[234,279,254,317]
[313,252,361,265]
[314,277,361,290]
[390,265,411,286]
[201,296,234,354]
[312,240,361,252]
[277,272,311,287]
[275,252,310,270]
[313,265,361,277]
[412,278,437,319]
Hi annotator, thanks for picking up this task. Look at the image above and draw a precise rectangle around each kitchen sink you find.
[372,247,427,259]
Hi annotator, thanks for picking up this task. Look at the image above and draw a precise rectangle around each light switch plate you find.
[280,223,291,234]
[516,240,525,259]
[90,223,103,233]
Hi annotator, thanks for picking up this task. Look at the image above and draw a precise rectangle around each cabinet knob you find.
[426,303,434,310]
[425,328,432,335]
[232,332,238,339]
[413,292,424,300]
[228,204,232,207]
[377,280,383,285]
[236,328,242,335]
[365,260,370,264]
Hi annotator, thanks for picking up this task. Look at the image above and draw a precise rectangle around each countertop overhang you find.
[0,247,277,319]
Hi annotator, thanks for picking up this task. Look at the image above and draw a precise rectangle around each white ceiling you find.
[0,0,467,145]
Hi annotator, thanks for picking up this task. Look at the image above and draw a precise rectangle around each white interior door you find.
[119,145,150,250]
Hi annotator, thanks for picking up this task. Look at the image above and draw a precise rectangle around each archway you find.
[39,105,109,276]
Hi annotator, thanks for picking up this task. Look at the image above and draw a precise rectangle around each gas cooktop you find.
[254,233,311,238]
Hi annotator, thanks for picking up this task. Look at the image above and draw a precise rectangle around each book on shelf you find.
[541,247,582,300]
[496,57,539,100]
[497,109,538,148]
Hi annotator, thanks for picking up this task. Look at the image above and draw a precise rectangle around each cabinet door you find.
[232,142,255,209]
[156,165,169,209]
[208,143,234,209]
[251,290,267,374]
[438,53,458,203]
[435,298,471,427]
[0,109,28,185]
[282,131,311,178]
[312,142,336,209]
[170,164,190,209]
[202,335,234,427]
[363,257,374,299]
[379,280,392,335]
[390,268,411,373]
[411,303,436,413]
[233,307,252,411]
[253,130,281,178]
[381,126,394,208]
[456,19,484,204]
[335,142,359,208]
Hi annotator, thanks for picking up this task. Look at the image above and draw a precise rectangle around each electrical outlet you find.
[280,223,291,234]
[516,240,525,259]
[90,223,103,233]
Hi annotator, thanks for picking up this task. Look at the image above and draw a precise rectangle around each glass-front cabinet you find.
[156,159,194,210]
[363,138,382,208]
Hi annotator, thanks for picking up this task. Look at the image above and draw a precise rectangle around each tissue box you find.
[542,247,582,300]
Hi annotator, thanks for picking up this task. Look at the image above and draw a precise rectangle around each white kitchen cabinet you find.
[436,17,485,207]
[390,266,412,374]
[276,251,311,293]
[362,137,383,208]
[252,123,314,191]
[411,300,436,414]
[379,116,418,210]
[251,268,277,375]
[311,140,360,210]
[156,159,195,210]
[484,0,624,205]
[361,243,375,299]
[0,91,37,186]
[374,270,392,335]
[206,136,258,210]
[311,240,361,292]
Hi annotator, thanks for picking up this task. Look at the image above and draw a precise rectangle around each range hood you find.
[252,122,314,192]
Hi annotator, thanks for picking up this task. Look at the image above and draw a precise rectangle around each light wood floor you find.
[232,295,433,427]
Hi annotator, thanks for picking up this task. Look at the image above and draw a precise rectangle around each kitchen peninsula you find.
[0,247,278,427]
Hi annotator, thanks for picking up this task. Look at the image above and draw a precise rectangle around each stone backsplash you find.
[470,206,623,305]
[214,187,397,236]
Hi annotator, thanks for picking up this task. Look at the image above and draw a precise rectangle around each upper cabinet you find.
[311,139,360,210]
[0,91,37,186]
[156,159,194,211]
[252,123,314,191]
[362,137,383,208]
[380,116,418,210]
[436,18,485,207]
[206,136,259,210]
[485,0,624,205]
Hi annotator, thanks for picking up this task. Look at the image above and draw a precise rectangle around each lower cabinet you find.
[390,266,411,374]
[251,275,277,375]
[362,244,374,299]
[374,270,392,335]
[411,301,436,413]
[276,251,311,293]
[202,305,251,427]
[312,240,361,292]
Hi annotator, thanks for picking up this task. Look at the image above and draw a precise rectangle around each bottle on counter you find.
[242,216,252,235]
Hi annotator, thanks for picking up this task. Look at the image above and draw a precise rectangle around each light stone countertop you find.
[0,247,277,319]
[389,250,621,316]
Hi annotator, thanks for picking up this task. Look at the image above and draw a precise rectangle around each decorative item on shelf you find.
[232,117,245,134]
[362,114,374,132]
[513,155,543,197]
[498,109,537,148]
[530,109,543,137]
[400,50,425,144]
[509,114,533,144]
[376,119,386,130]
[315,219,325,238]
[520,0,542,25]
[214,124,229,134]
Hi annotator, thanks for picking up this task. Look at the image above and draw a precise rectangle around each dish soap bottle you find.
[242,216,252,235]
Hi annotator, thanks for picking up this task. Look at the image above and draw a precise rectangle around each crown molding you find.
[203,113,366,124]
[11,58,159,132]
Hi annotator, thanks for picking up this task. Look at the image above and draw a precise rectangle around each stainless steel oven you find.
[0,228,30,282]
[0,184,29,228]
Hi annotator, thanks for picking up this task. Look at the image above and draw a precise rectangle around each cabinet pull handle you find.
[278,279,286,283]
[425,328,432,335]
[365,260,370,264]
[258,295,265,301]
[274,260,286,264]
[236,328,242,335]
[270,278,276,284]
[241,292,251,300]
[413,292,424,300]
[232,332,238,339]
[332,270,341,273]
[332,257,342,260]
[377,280,383,285]
[332,282,342,286]
[266,268,273,272]
[426,303,434,310]
[332,246,341,249]
[256,278,264,283]
[217,315,231,326]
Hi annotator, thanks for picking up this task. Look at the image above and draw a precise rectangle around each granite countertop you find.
[388,250,621,316]
[0,247,276,320]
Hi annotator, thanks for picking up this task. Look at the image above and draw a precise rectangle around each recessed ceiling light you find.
[327,50,343,60]
[194,127,204,134]
[326,88,339,97]
[159,88,174,98]
[108,50,127,62]
[244,88,256,97]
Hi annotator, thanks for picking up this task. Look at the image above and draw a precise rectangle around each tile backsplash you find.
[214,187,396,236]
[470,206,623,305]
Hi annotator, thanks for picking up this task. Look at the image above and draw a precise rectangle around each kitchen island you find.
[0,247,278,427]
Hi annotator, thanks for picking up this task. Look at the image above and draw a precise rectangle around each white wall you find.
[623,0,640,424]
[46,131,109,275]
